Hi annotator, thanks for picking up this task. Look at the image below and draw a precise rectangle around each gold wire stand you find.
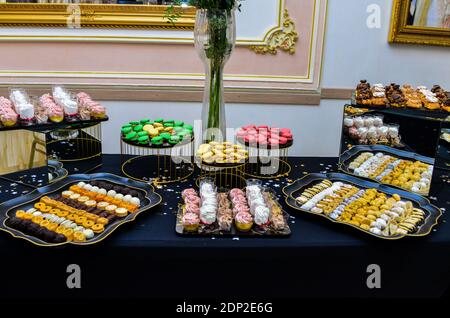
[120,136,195,186]
[46,123,103,162]
[241,144,292,179]
[196,159,247,189]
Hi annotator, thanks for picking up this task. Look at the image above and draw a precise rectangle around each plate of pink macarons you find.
[236,125,294,148]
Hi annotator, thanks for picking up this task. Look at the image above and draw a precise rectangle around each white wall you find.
[322,0,450,88]
[101,0,450,157]
[101,100,344,157]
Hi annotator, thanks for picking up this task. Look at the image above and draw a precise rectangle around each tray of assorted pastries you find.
[339,145,434,196]
[0,87,107,131]
[121,118,193,148]
[176,179,291,237]
[0,173,162,246]
[353,81,449,114]
[283,173,441,240]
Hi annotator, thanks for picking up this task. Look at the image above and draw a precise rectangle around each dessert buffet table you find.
[0,155,449,299]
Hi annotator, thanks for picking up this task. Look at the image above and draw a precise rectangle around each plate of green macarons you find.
[120,118,194,148]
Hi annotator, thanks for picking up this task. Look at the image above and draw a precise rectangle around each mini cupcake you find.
[85,200,97,208]
[105,205,117,214]
[115,207,128,218]
[70,193,81,201]
[62,191,74,198]
[235,212,254,232]
[182,212,200,232]
[77,196,90,204]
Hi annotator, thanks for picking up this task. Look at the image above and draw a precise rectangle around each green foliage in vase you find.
[166,0,242,141]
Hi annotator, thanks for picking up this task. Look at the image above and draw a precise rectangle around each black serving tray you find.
[0,173,162,246]
[1,160,68,188]
[176,189,291,237]
[0,117,108,133]
[282,173,441,240]
[339,145,435,196]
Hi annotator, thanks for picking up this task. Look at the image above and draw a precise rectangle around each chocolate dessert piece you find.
[106,214,117,223]
[355,80,373,104]
[113,185,123,193]
[357,80,370,90]
[431,85,448,104]
[129,190,139,197]
[54,234,66,243]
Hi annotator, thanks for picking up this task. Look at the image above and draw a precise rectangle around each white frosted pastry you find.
[91,186,100,193]
[130,197,140,207]
[364,117,374,127]
[344,117,354,127]
[354,117,365,128]
[107,190,116,197]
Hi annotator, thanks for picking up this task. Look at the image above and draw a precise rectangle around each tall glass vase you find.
[194,9,236,143]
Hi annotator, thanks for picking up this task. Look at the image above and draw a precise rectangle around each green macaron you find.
[133,125,143,132]
[173,126,184,133]
[129,121,140,126]
[154,118,164,123]
[121,127,132,135]
[168,135,180,145]
[174,121,184,127]
[124,131,138,141]
[137,131,149,137]
[183,124,193,131]
[159,132,172,140]
[151,136,164,145]
[138,136,149,145]
[163,122,174,128]
[140,119,151,125]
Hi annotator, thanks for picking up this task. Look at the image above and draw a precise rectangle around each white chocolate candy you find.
[107,190,117,197]
[83,229,95,239]
[130,197,141,207]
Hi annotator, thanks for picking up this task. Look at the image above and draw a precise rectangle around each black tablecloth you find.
[0,155,449,299]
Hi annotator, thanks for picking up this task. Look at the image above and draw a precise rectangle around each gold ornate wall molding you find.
[250,9,299,55]
[0,3,195,30]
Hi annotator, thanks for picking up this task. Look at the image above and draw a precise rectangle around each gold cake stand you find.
[195,158,247,189]
[120,136,194,185]
[237,139,293,179]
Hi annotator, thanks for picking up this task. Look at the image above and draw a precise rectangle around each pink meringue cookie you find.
[185,203,200,215]
[185,195,200,206]
[230,188,245,197]
[182,188,197,199]
[235,212,253,224]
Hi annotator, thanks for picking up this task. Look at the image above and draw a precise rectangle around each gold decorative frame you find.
[0,3,195,29]
[250,9,299,54]
[389,0,450,47]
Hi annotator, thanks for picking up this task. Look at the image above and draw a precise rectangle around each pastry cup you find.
[235,220,253,232]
